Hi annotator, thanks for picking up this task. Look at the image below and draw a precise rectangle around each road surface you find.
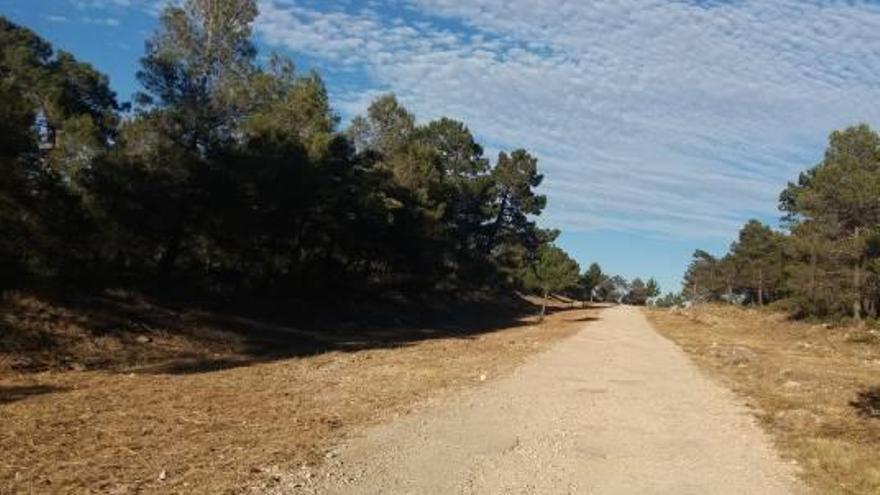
[276,306,804,494]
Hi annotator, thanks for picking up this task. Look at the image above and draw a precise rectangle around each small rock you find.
[135,335,152,344]
[69,362,86,372]
[479,373,487,381]
[157,470,167,481]
[783,380,801,389]
[325,450,338,459]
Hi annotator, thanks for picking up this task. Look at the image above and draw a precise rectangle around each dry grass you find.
[0,297,588,494]
[0,291,246,373]
[646,304,880,495]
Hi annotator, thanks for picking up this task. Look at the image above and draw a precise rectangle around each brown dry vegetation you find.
[0,291,589,494]
[646,304,880,495]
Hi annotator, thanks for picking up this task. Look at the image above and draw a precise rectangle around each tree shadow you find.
[0,385,69,405]
[2,289,598,376]
[851,386,880,419]
[566,315,601,322]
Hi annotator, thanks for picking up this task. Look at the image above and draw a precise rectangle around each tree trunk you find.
[757,269,764,306]
[539,288,548,322]
[809,243,817,301]
[158,227,184,275]
[853,260,863,321]
[486,192,508,253]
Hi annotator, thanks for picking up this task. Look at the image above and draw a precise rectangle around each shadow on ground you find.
[0,385,69,405]
[1,289,607,376]
[851,386,880,419]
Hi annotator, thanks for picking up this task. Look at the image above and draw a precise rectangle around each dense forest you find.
[0,1,660,306]
[682,124,880,320]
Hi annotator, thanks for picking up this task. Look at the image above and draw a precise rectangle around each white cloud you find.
[80,16,121,26]
[46,15,69,22]
[256,0,880,240]
[68,0,168,15]
[71,0,132,8]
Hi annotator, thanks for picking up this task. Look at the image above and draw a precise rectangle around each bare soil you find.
[271,306,803,494]
[0,292,585,494]
[646,304,880,495]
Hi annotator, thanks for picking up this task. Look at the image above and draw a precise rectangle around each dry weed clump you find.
[647,304,880,495]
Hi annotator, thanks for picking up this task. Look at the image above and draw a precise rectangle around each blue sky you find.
[5,0,880,293]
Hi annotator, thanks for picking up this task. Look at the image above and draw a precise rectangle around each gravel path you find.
[280,306,805,494]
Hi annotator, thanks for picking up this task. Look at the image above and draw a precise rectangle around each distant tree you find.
[580,262,603,302]
[598,275,628,303]
[678,124,880,320]
[729,220,785,306]
[414,117,494,283]
[348,94,416,156]
[488,150,546,250]
[524,244,580,320]
[683,249,721,302]
[136,0,258,148]
[121,0,261,274]
[716,254,739,302]
[654,292,685,308]
[626,278,649,305]
[625,277,659,305]
[780,124,880,319]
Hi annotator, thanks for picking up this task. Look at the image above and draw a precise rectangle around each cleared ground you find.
[274,306,803,494]
[0,295,585,494]
[647,304,880,495]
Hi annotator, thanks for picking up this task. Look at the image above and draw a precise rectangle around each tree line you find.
[523,251,661,317]
[0,0,666,309]
[682,124,880,320]
[0,1,576,299]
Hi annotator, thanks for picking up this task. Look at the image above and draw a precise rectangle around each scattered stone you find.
[135,335,152,344]
[783,380,801,389]
[157,470,167,481]
[479,373,487,381]
[69,362,86,372]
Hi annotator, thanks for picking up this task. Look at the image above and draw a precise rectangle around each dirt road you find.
[275,306,805,494]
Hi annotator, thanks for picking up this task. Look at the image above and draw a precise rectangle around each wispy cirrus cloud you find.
[54,0,880,240]
[252,1,880,239]
[80,15,121,26]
